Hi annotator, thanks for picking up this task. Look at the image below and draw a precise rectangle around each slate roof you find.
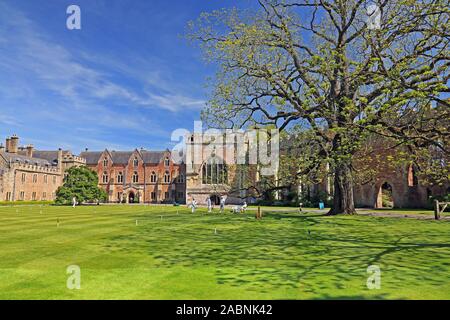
[79,150,168,165]
[110,151,134,164]
[141,151,167,164]
[32,151,61,164]
[0,152,51,166]
[79,151,103,165]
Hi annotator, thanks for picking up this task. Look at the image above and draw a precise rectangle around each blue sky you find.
[0,0,252,153]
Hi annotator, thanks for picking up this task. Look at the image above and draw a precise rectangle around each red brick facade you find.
[80,149,186,204]
[1,134,446,208]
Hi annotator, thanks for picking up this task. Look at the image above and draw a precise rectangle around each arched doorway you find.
[210,194,221,205]
[128,191,135,204]
[376,182,394,208]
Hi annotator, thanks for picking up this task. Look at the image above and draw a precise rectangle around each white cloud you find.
[0,115,21,126]
[0,2,205,113]
[0,2,207,152]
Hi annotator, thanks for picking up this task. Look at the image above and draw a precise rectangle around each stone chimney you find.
[26,144,34,158]
[5,137,10,152]
[9,135,19,154]
[58,148,63,171]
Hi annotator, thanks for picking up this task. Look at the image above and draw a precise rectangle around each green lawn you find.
[364,208,437,216]
[0,205,449,299]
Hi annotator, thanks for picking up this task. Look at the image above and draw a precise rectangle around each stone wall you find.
[0,163,61,201]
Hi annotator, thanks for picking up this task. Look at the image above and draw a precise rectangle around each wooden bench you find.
[434,200,449,220]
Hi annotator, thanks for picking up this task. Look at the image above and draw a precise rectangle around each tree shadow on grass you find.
[104,212,450,298]
[314,293,391,300]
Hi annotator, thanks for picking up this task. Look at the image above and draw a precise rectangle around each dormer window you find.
[164,157,170,167]
[103,158,108,167]
[133,157,139,167]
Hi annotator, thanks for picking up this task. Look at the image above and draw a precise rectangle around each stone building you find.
[1,132,446,208]
[80,148,186,204]
[352,141,449,209]
[279,136,448,209]
[354,101,449,208]
[185,133,259,205]
[0,135,85,202]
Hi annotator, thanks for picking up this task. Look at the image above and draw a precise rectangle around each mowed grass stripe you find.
[0,206,176,227]
[0,209,252,252]
[0,214,134,235]
[0,205,449,299]
[0,218,137,248]
[0,211,252,233]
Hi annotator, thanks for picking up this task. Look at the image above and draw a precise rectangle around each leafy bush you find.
[55,166,107,205]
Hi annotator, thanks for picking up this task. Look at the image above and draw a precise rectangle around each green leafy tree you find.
[56,166,107,205]
[189,0,449,214]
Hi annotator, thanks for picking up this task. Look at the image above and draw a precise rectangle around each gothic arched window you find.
[102,171,109,183]
[132,171,139,183]
[150,171,157,183]
[164,171,171,183]
[202,157,227,185]
[133,157,139,167]
[408,164,418,187]
[177,173,185,183]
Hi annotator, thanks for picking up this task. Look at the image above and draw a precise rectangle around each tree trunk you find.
[328,161,356,215]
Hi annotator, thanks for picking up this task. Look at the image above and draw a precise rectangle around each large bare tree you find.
[189,0,449,214]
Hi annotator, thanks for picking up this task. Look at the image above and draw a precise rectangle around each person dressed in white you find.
[242,201,248,212]
[191,198,197,213]
[219,196,225,213]
[206,197,212,213]
[72,196,77,208]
